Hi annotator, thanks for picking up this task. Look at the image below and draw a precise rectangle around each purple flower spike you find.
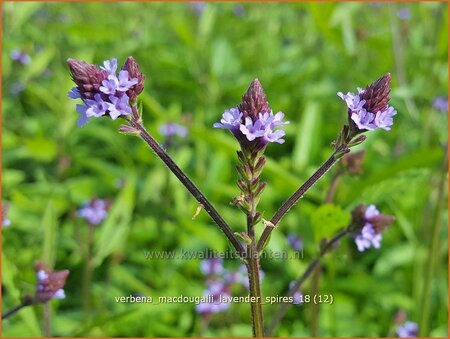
[213,107,242,130]
[108,94,132,119]
[396,321,418,337]
[116,70,138,92]
[355,224,382,252]
[432,96,448,112]
[85,94,109,118]
[100,58,118,75]
[338,74,396,132]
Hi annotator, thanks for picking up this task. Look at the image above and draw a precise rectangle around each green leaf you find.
[25,137,57,162]
[93,174,136,267]
[42,200,58,267]
[311,203,350,242]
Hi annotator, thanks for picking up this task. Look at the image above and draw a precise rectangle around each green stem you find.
[2,304,25,320]
[247,240,264,337]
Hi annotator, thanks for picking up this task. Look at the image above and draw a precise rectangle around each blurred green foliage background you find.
[2,1,448,337]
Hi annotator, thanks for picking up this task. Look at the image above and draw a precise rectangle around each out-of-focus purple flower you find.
[34,261,69,303]
[286,233,303,251]
[10,49,31,65]
[190,2,206,14]
[11,82,25,95]
[78,198,108,226]
[67,57,140,126]
[432,96,448,112]
[196,280,231,314]
[289,281,303,305]
[159,123,188,138]
[398,8,411,20]
[214,79,289,151]
[396,321,418,337]
[233,4,245,17]
[234,264,264,289]
[352,204,394,252]
[338,74,396,132]
[200,258,224,276]
[2,203,11,228]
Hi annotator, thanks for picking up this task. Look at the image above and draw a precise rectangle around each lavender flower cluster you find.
[338,74,397,132]
[78,198,108,226]
[67,57,144,127]
[196,258,264,315]
[36,270,66,300]
[214,80,289,147]
[354,204,393,252]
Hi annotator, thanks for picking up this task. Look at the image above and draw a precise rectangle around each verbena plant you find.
[66,56,396,337]
[2,56,397,337]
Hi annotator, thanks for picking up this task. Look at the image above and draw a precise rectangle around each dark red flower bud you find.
[67,58,106,100]
[369,214,395,233]
[238,79,271,121]
[121,56,145,100]
[360,73,391,114]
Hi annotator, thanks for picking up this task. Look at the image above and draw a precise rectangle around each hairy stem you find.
[257,152,339,251]
[43,303,51,337]
[267,228,349,336]
[128,112,245,257]
[247,240,264,337]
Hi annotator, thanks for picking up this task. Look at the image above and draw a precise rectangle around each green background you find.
[2,1,448,337]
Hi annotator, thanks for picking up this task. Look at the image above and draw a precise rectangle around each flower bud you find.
[341,150,365,175]
[238,79,271,121]
[67,58,106,100]
[121,56,145,99]
[34,261,69,303]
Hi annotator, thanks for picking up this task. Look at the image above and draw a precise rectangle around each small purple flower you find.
[100,76,119,95]
[10,49,31,65]
[240,117,265,141]
[374,106,397,131]
[11,82,25,95]
[100,58,118,75]
[432,96,448,112]
[398,8,411,21]
[200,258,224,276]
[78,199,108,226]
[355,224,382,252]
[364,204,380,219]
[68,87,81,99]
[213,108,242,131]
[2,203,11,228]
[286,233,303,251]
[107,94,132,119]
[76,104,89,127]
[116,70,138,92]
[190,2,206,14]
[289,281,303,305]
[233,4,245,17]
[34,262,69,303]
[196,280,231,314]
[85,94,109,118]
[396,321,418,337]
[159,123,188,138]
